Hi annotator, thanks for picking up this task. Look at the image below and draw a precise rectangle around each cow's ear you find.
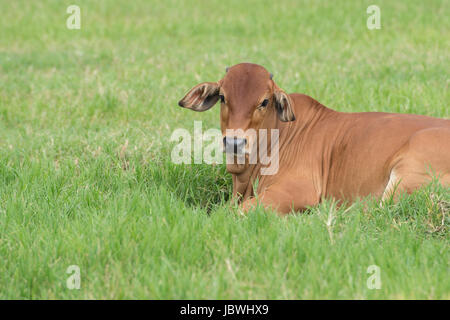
[178,82,220,112]
[273,86,295,122]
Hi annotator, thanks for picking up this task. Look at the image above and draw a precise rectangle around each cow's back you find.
[323,111,450,200]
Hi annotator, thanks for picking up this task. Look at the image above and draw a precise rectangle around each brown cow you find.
[178,63,450,214]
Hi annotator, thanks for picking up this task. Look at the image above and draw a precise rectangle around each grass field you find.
[0,0,449,299]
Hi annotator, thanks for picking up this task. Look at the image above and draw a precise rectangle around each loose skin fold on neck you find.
[231,93,335,203]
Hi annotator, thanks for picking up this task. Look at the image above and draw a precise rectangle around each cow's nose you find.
[223,137,247,154]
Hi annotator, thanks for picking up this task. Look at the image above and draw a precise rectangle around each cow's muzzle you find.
[223,136,247,155]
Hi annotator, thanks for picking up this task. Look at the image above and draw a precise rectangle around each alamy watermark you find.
[66,265,81,290]
[367,5,381,30]
[170,121,280,175]
[366,265,382,289]
[66,5,81,30]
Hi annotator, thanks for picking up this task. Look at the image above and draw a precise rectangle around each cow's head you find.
[178,63,295,173]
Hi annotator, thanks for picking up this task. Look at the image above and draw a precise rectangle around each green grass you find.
[0,0,449,299]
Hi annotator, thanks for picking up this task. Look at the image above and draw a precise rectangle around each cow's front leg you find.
[241,180,319,215]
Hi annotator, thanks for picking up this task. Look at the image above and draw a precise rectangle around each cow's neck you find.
[277,95,337,197]
[232,162,262,202]
[231,108,281,203]
[231,94,336,203]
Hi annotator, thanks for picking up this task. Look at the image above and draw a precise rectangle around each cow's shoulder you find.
[288,93,317,106]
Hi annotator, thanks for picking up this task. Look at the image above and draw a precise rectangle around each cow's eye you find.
[219,95,225,103]
[259,99,269,108]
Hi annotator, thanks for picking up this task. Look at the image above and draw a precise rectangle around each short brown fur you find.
[179,63,450,214]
